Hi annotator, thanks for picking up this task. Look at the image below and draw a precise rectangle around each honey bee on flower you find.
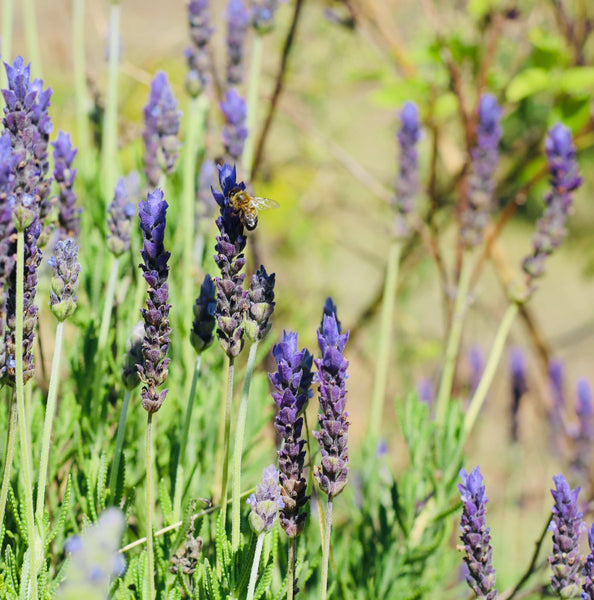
[228,187,279,231]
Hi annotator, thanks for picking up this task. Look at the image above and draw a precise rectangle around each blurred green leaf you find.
[506,68,552,101]
[559,67,594,94]
[433,92,458,122]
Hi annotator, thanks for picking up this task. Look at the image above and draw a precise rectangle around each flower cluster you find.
[121,322,145,391]
[247,464,284,535]
[458,466,498,599]
[245,265,275,342]
[48,239,80,322]
[185,0,214,97]
[226,0,249,87]
[583,523,594,600]
[270,331,313,537]
[220,89,248,163]
[190,274,217,354]
[251,0,283,33]
[137,189,171,413]
[107,172,140,257]
[52,131,80,239]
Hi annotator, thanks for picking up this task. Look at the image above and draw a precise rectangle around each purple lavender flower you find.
[572,379,593,474]
[212,163,248,358]
[107,172,140,257]
[313,305,349,499]
[523,124,582,283]
[246,464,284,535]
[137,189,171,413]
[321,296,341,332]
[461,94,502,247]
[549,359,566,454]
[245,265,275,342]
[393,101,420,239]
[509,347,527,442]
[48,239,80,322]
[416,377,434,406]
[583,522,594,600]
[185,0,214,97]
[220,89,248,163]
[122,322,144,391]
[549,473,583,598]
[269,331,313,537]
[52,131,80,240]
[251,0,283,33]
[467,345,484,396]
[190,274,216,354]
[458,466,497,599]
[226,0,249,87]
[143,72,182,188]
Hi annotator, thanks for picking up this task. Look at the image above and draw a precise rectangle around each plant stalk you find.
[242,34,264,177]
[219,355,235,530]
[0,392,17,541]
[145,412,155,600]
[287,537,296,600]
[246,533,265,600]
[320,497,334,600]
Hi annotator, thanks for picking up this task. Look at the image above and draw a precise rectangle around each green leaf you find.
[158,478,174,525]
[559,67,594,94]
[506,68,552,102]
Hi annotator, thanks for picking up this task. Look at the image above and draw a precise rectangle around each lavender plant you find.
[226,0,250,87]
[221,88,248,164]
[52,131,80,239]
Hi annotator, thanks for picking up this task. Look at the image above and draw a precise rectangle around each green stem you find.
[108,389,131,502]
[368,240,402,441]
[464,301,519,436]
[320,498,333,600]
[145,413,155,600]
[173,355,202,521]
[0,391,17,542]
[231,341,259,551]
[220,356,235,530]
[1,0,13,95]
[287,537,296,600]
[101,2,120,203]
[22,0,42,79]
[246,533,265,600]
[35,320,64,520]
[242,34,264,177]
[15,230,37,600]
[435,251,475,424]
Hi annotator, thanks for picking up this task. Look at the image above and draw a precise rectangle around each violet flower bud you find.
[122,322,144,391]
[522,124,582,283]
[393,101,420,239]
[212,163,248,358]
[549,473,583,598]
[185,0,214,97]
[143,71,182,188]
[107,172,140,257]
[190,274,216,354]
[269,331,313,537]
[220,89,248,163]
[226,0,249,87]
[313,304,349,499]
[321,296,341,333]
[48,239,80,322]
[246,464,284,535]
[572,379,593,475]
[583,522,594,600]
[52,131,81,239]
[137,189,171,413]
[509,347,527,442]
[458,466,498,599]
[461,94,502,248]
[245,265,275,342]
[251,0,283,33]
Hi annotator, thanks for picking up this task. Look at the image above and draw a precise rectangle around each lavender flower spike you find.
[458,466,498,599]
[393,101,421,239]
[226,0,249,87]
[523,124,582,283]
[137,189,171,413]
[509,347,527,442]
[270,331,313,537]
[143,71,182,188]
[212,163,248,358]
[314,305,349,499]
[461,94,502,247]
[246,464,284,535]
[549,473,583,598]
[583,522,594,600]
[107,172,140,257]
[190,274,216,354]
[251,0,283,33]
[52,131,81,239]
[572,379,594,474]
[185,0,214,97]
[48,239,80,322]
[245,265,275,342]
[220,89,248,163]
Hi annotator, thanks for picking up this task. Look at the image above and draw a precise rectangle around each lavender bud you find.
[220,89,248,163]
[143,72,182,188]
[458,466,498,599]
[185,0,214,97]
[393,101,420,239]
[461,94,502,247]
[226,0,249,87]
[583,523,594,600]
[246,464,284,535]
[190,274,216,354]
[509,347,527,442]
[245,265,275,342]
[313,304,349,499]
[270,331,313,537]
[321,296,341,333]
[251,0,283,33]
[549,473,583,598]
[107,172,140,257]
[122,322,144,391]
[416,377,434,406]
[212,163,247,358]
[48,239,80,321]
[52,131,81,239]
[137,189,171,413]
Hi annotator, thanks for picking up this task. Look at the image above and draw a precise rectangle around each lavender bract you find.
[270,331,313,537]
[137,189,171,413]
[107,172,140,257]
[246,464,284,535]
[226,0,249,87]
[458,466,498,599]
[314,307,349,499]
[220,89,248,163]
[185,0,214,97]
[190,274,217,354]
[48,239,80,322]
[52,131,80,239]
[143,71,182,188]
[549,473,582,598]
[245,265,275,342]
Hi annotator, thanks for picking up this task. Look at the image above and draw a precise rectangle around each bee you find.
[228,188,279,231]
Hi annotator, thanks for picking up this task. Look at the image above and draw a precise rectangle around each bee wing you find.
[251,196,280,210]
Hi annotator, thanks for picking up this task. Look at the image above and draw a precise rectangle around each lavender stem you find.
[246,532,265,600]
[0,393,17,543]
[145,413,155,600]
[219,356,235,531]
[320,498,334,600]
[288,537,296,600]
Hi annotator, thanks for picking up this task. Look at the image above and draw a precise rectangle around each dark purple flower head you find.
[246,464,284,535]
[226,0,249,86]
[549,473,583,598]
[220,89,248,163]
[48,239,80,322]
[509,347,527,442]
[523,124,582,283]
[461,94,502,247]
[393,101,420,238]
[582,522,594,600]
[251,0,283,33]
[185,0,214,97]
[212,164,247,358]
[137,189,171,413]
[107,172,140,257]
[190,274,217,354]
[270,330,313,537]
[313,306,349,499]
[458,466,497,599]
[245,265,275,342]
[321,296,341,333]
[143,72,182,188]
[52,131,81,239]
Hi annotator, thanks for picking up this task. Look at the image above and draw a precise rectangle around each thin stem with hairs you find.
[0,391,17,542]
[320,498,334,600]
[219,356,235,530]
[145,413,155,600]
[246,533,265,600]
